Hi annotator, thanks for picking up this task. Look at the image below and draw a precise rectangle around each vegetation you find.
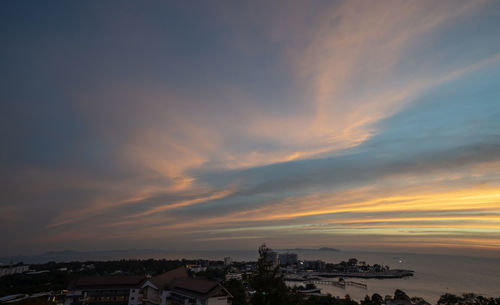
[394,289,410,301]
[325,258,389,273]
[249,244,295,305]
[361,294,384,305]
[302,295,359,305]
[224,279,249,305]
[438,293,500,305]
[0,271,74,297]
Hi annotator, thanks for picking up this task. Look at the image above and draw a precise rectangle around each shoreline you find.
[285,269,414,281]
[316,269,414,279]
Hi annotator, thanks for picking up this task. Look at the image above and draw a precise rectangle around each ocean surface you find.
[3,249,500,304]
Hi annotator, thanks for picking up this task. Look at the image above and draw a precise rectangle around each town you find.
[2,245,487,305]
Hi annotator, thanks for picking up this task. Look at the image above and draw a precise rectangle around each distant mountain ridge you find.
[1,247,341,264]
[0,249,170,264]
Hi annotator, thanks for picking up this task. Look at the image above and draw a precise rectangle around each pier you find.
[346,281,368,289]
[304,279,367,289]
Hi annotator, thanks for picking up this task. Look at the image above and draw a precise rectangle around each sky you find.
[1,0,500,257]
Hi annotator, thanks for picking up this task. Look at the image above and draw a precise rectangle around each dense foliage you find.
[360,294,384,305]
[302,295,359,305]
[0,271,74,297]
[224,279,249,305]
[438,293,500,305]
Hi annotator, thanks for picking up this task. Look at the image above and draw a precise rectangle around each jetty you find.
[315,269,414,279]
[304,279,367,289]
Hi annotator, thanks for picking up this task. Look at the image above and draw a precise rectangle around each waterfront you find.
[286,250,500,304]
[4,248,499,304]
[155,249,500,304]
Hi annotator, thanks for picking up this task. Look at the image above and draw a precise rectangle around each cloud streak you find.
[1,0,500,255]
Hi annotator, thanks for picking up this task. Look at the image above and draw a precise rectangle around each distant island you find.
[318,247,340,251]
[0,249,171,264]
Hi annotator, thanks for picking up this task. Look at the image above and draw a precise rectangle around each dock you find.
[304,279,367,289]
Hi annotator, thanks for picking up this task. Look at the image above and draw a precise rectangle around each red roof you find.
[151,266,189,289]
[171,277,219,294]
[170,277,232,300]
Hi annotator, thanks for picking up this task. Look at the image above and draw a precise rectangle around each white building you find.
[186,264,207,273]
[0,265,29,277]
[64,275,147,305]
[225,273,242,281]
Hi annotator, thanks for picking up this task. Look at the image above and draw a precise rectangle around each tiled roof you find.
[171,277,219,294]
[151,266,188,289]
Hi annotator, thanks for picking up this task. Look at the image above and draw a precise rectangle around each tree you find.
[394,289,410,301]
[437,293,500,305]
[224,279,248,305]
[438,293,466,305]
[361,294,384,305]
[371,293,384,305]
[249,244,297,305]
[361,296,372,305]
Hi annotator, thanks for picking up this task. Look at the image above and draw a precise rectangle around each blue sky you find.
[1,0,500,256]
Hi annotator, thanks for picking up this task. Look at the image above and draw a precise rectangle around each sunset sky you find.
[1,1,500,257]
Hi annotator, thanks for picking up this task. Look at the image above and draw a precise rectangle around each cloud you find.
[2,0,500,255]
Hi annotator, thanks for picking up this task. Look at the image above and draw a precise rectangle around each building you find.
[278,253,298,265]
[167,277,231,305]
[64,267,232,305]
[150,266,191,305]
[264,251,279,269]
[0,265,29,277]
[186,264,207,273]
[225,273,242,281]
[64,275,148,305]
[302,260,326,271]
[223,257,232,266]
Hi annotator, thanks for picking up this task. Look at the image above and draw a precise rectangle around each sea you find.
[3,249,500,304]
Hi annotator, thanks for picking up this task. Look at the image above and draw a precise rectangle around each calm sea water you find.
[151,249,500,304]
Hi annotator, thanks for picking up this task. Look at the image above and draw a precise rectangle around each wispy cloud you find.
[1,0,500,255]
